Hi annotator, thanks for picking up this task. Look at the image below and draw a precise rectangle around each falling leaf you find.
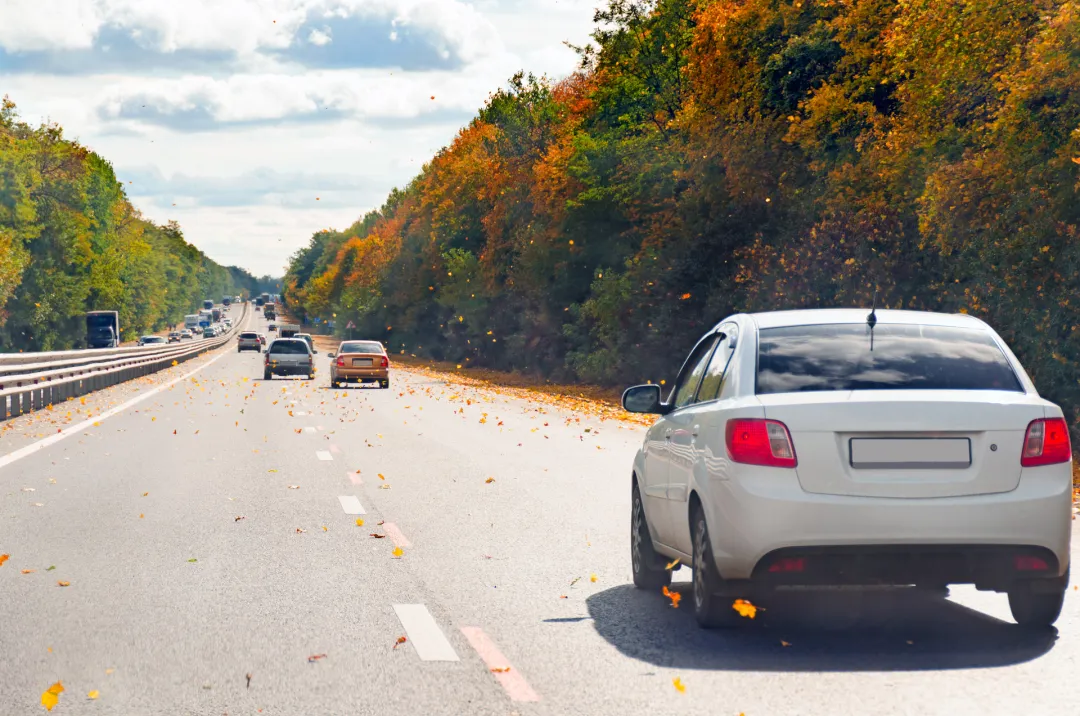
[393,636,407,649]
[187,558,197,563]
[485,477,495,484]
[21,569,34,574]
[88,690,99,699]
[781,640,792,647]
[307,654,327,663]
[322,526,328,532]
[139,513,144,519]
[672,677,686,693]
[590,573,597,583]
[269,469,278,473]
[392,546,404,558]
[378,473,386,480]
[0,554,8,566]
[662,585,681,608]
[355,518,364,526]
[57,581,70,587]
[142,492,148,497]
[41,681,64,711]
[732,599,757,619]
[665,558,680,570]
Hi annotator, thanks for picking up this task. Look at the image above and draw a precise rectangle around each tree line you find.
[0,97,278,350]
[283,0,1080,441]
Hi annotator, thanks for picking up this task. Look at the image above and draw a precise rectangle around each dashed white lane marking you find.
[337,495,365,515]
[329,443,341,454]
[382,522,411,548]
[316,450,333,461]
[392,605,459,662]
[294,410,309,416]
[0,342,235,473]
[348,472,363,485]
[460,627,540,702]
[303,426,316,433]
[317,425,325,431]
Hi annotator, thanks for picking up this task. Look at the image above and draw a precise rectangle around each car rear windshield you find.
[240,332,258,339]
[270,340,310,354]
[756,323,1024,394]
[339,341,383,354]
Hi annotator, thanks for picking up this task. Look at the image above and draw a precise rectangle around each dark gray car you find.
[264,338,315,380]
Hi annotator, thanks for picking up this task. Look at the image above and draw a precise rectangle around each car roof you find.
[738,308,990,331]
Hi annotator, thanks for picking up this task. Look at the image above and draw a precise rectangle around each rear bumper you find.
[267,365,314,375]
[704,466,1072,588]
[332,368,388,381]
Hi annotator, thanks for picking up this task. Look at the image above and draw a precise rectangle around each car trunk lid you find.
[758,391,1045,498]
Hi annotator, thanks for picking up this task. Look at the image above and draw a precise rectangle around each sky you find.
[0,0,598,276]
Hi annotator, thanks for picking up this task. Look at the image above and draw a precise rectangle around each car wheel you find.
[263,370,272,381]
[380,379,390,389]
[691,506,741,629]
[1008,571,1068,628]
[631,483,671,590]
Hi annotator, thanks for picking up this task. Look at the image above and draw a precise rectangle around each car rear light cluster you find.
[336,357,345,366]
[725,418,797,468]
[768,557,805,573]
[1014,555,1050,571]
[1020,417,1072,467]
[380,356,389,368]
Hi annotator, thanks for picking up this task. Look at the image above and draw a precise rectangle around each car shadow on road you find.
[585,584,1057,672]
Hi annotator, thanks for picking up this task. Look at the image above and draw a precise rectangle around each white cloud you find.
[0,0,105,51]
[308,27,333,46]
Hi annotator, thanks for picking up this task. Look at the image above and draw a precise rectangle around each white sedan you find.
[622,308,1072,628]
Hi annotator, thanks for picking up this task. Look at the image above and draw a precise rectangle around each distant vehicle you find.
[180,330,194,340]
[237,331,261,352]
[264,305,276,320]
[168,332,181,343]
[212,308,222,322]
[222,296,232,306]
[260,292,271,305]
[203,327,216,338]
[621,308,1074,629]
[86,311,120,349]
[255,297,265,307]
[329,340,389,389]
[184,314,201,332]
[268,324,277,332]
[294,333,317,353]
[263,338,314,380]
[278,323,300,338]
[139,335,167,346]
[224,318,233,327]
[202,299,214,311]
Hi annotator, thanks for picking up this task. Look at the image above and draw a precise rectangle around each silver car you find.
[237,331,261,352]
[263,338,315,380]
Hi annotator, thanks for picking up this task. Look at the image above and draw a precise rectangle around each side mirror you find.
[328,352,336,359]
[622,384,666,414]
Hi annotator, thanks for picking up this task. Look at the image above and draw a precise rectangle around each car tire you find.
[1008,571,1068,628]
[263,370,272,381]
[630,483,671,590]
[380,379,389,389]
[691,506,741,629]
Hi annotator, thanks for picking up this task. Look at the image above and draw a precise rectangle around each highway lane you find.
[1,309,1078,715]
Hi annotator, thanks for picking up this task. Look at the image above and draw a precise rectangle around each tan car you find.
[329,340,390,389]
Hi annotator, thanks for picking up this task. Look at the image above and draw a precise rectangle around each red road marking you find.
[329,443,341,454]
[382,522,411,548]
[348,472,363,485]
[460,627,539,702]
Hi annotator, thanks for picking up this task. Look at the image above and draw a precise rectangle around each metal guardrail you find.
[0,304,249,421]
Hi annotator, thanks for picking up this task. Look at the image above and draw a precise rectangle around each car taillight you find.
[380,356,389,368]
[1020,417,1071,467]
[725,418,797,468]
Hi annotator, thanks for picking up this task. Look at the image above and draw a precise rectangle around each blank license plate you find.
[850,438,971,469]
[352,358,373,367]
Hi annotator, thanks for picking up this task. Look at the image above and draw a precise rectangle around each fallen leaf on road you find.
[485,477,495,484]
[665,558,680,570]
[322,526,327,532]
[570,577,580,587]
[246,673,252,688]
[393,636,407,649]
[139,514,144,519]
[662,585,681,608]
[590,574,597,583]
[142,492,148,497]
[88,690,99,699]
[378,473,386,480]
[378,484,391,489]
[296,528,306,534]
[732,599,757,619]
[392,547,403,558]
[559,594,568,599]
[672,677,686,693]
[57,581,70,587]
[22,569,34,574]
[41,681,64,711]
[187,558,197,563]
[491,667,511,673]
[21,487,34,492]
[355,518,364,526]
[370,533,387,539]
[235,516,246,522]
[105,669,114,675]
[268,469,278,473]
[307,654,327,663]
[46,565,55,571]
[0,554,8,566]
[287,485,300,489]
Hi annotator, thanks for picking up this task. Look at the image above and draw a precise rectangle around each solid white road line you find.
[0,344,235,473]
[304,426,316,433]
[392,605,460,662]
[316,450,333,461]
[337,495,365,515]
[460,627,540,702]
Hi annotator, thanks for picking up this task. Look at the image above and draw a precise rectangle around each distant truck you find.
[86,311,120,348]
[260,292,271,305]
[202,299,214,311]
[184,314,201,332]
[264,305,276,320]
[198,309,213,330]
[255,297,265,307]
[212,308,222,322]
[278,323,300,338]
[222,296,232,306]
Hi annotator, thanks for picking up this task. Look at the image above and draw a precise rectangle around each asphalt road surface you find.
[2,309,1077,716]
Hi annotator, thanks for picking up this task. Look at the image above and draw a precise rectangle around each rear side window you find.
[270,341,310,354]
[340,341,383,354]
[756,323,1023,394]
